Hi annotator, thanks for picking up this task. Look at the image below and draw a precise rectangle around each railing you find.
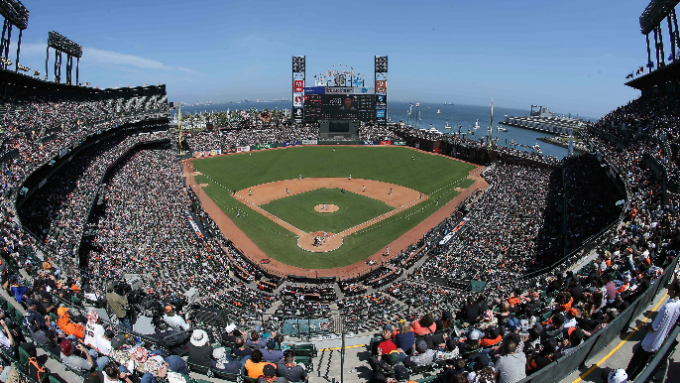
[515,254,679,383]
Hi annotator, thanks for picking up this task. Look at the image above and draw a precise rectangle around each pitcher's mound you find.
[298,231,343,252]
[314,204,339,213]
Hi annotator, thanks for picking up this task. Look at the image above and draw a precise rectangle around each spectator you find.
[187,329,213,368]
[626,280,680,378]
[276,349,308,382]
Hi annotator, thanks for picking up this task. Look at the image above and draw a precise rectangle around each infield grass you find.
[192,146,475,269]
[261,188,393,233]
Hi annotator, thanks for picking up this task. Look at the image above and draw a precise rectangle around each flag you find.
[640,66,644,72]
[416,103,420,107]
[626,72,633,79]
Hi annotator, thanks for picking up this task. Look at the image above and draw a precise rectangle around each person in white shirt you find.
[96,329,115,356]
[626,280,680,378]
[83,311,105,350]
[163,305,190,331]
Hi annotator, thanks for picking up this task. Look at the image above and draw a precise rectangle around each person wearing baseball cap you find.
[258,363,285,383]
[163,305,190,331]
[60,338,95,373]
[404,339,435,367]
[606,368,628,383]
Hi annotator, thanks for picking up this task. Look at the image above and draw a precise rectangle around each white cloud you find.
[17,42,197,75]
[86,47,197,75]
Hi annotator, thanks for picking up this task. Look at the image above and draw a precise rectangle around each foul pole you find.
[178,103,182,157]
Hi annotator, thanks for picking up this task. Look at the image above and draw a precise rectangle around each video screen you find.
[304,94,375,122]
[329,122,350,132]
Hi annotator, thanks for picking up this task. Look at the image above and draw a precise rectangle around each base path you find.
[184,160,488,279]
[236,178,423,208]
[235,178,429,253]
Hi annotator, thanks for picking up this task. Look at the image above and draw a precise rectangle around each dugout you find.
[318,120,360,140]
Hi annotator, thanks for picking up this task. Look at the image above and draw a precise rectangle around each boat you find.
[437,109,441,114]
[497,126,508,132]
[473,119,480,130]
[445,117,452,132]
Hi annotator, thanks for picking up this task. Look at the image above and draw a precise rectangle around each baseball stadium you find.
[0,1,679,383]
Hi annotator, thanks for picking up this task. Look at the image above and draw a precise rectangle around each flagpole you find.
[178,102,182,157]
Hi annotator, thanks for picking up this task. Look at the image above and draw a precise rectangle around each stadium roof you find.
[625,60,680,89]
[639,0,680,35]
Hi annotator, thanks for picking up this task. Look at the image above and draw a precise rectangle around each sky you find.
[9,0,656,117]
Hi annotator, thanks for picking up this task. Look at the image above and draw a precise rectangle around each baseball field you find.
[190,146,475,269]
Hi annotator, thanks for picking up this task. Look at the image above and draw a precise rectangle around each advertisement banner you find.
[379,141,392,146]
[303,86,326,95]
[258,144,273,149]
[293,93,303,107]
[293,80,304,93]
[376,108,386,121]
[376,94,387,106]
[184,211,205,239]
[209,149,222,156]
[293,108,304,123]
[237,146,250,153]
[193,152,204,158]
[362,140,376,145]
[283,141,300,147]
[375,80,387,93]
[301,140,318,145]
[353,87,374,94]
[326,87,354,94]
[439,233,454,245]
[227,148,237,154]
[392,141,407,146]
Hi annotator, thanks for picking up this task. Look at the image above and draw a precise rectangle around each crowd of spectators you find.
[1,82,680,383]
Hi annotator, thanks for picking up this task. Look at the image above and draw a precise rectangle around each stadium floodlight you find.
[48,31,82,58]
[375,56,388,73]
[639,0,680,34]
[0,0,29,30]
[292,56,305,73]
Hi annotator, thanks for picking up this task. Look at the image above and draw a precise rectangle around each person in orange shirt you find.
[56,307,85,339]
[410,313,437,336]
[245,350,275,379]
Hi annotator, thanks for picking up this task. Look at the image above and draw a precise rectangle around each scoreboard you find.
[304,94,375,122]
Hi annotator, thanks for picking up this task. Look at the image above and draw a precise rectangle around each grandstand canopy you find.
[639,0,680,34]
[625,59,680,89]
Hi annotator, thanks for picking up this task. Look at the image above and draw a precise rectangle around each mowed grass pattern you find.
[261,188,394,233]
[192,147,475,269]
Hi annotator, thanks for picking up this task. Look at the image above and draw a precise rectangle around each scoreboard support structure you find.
[374,56,388,124]
[292,56,305,123]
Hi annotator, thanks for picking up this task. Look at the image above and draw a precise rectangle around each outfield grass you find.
[193,147,475,269]
[261,188,393,233]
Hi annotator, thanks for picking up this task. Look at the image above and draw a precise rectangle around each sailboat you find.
[437,109,441,114]
[445,117,452,133]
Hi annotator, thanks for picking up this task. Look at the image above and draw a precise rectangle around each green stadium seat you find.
[18,346,31,371]
[211,369,240,382]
